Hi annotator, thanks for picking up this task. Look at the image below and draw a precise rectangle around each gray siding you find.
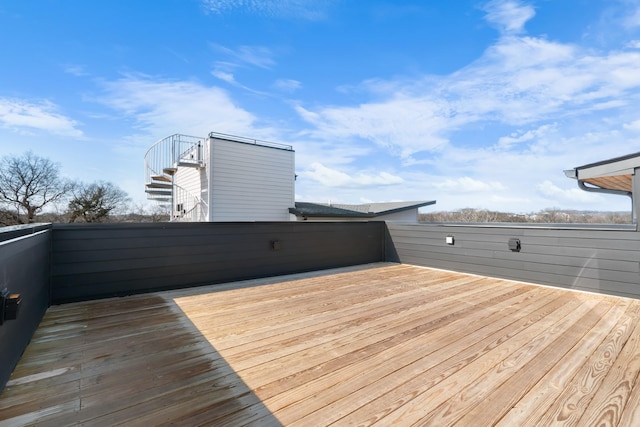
[386,223,640,299]
[0,225,51,391]
[51,221,385,303]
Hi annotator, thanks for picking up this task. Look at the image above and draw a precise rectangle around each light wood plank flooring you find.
[2,263,640,426]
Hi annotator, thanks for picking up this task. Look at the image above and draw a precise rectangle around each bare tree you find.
[67,181,130,223]
[0,151,73,223]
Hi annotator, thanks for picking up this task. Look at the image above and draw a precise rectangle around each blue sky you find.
[2,0,640,214]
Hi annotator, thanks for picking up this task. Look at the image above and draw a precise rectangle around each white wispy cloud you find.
[202,0,335,20]
[295,97,452,159]
[622,3,640,29]
[482,0,535,35]
[211,70,237,85]
[98,75,259,138]
[302,162,403,188]
[627,39,640,48]
[0,98,83,137]
[63,64,89,77]
[295,1,640,163]
[432,176,507,193]
[209,44,278,94]
[211,44,276,69]
[624,119,640,132]
[273,78,302,92]
[497,123,556,149]
[537,180,603,203]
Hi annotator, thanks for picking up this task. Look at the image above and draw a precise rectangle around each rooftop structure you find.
[144,132,295,222]
[289,200,435,222]
[145,132,434,223]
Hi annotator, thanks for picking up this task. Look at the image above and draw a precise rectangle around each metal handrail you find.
[207,131,293,151]
[172,184,209,222]
[144,134,205,185]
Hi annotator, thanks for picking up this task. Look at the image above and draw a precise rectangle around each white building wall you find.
[376,209,419,223]
[173,167,208,221]
[209,137,295,221]
[173,139,209,221]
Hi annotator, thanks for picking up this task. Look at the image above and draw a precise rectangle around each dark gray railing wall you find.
[0,224,51,392]
[51,221,386,303]
[386,223,640,299]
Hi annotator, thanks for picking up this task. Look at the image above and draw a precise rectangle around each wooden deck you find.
[2,263,640,426]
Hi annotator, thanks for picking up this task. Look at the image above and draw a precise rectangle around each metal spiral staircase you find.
[144,134,208,221]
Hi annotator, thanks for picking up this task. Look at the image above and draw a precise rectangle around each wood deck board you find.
[343,295,595,426]
[291,287,564,425]
[414,300,611,426]
[577,303,640,426]
[218,280,520,371]
[2,263,640,426]
[492,300,632,426]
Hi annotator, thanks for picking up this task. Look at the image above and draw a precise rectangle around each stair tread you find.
[146,182,172,189]
[151,174,172,182]
[145,188,172,194]
[163,167,178,175]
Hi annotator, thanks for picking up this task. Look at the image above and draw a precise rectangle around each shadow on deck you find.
[0,292,281,425]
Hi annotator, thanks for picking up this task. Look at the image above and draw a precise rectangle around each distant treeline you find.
[420,208,632,224]
[0,207,169,226]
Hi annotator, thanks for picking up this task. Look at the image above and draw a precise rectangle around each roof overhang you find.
[289,200,436,218]
[565,152,640,196]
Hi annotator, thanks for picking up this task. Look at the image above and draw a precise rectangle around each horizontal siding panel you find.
[211,212,290,221]
[394,241,639,273]
[210,137,293,222]
[387,223,640,299]
[51,222,384,303]
[396,246,640,284]
[392,236,640,263]
[213,159,293,172]
[399,249,638,288]
[400,253,640,299]
[389,229,640,253]
[212,143,292,162]
[213,187,293,198]
[0,229,51,392]
[53,222,346,240]
[53,244,379,293]
[53,227,372,266]
[211,199,292,209]
[53,233,358,266]
[388,227,640,250]
[212,170,293,184]
[212,179,292,192]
